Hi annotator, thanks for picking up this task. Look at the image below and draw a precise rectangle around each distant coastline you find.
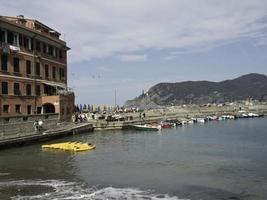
[126,73,267,109]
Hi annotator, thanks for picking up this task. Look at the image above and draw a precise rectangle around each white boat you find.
[131,124,161,131]
[196,118,206,123]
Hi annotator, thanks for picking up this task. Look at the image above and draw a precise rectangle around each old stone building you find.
[0,15,74,121]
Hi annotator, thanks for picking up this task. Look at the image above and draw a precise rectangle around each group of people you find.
[73,112,88,123]
[33,119,44,133]
[139,112,146,119]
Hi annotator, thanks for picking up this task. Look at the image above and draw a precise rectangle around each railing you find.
[57,88,74,96]
[0,42,20,53]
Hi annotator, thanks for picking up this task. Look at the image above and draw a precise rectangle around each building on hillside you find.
[0,15,74,121]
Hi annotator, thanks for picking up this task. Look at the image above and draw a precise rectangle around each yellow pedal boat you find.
[42,142,96,152]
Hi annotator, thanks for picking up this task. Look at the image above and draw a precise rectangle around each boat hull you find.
[132,125,161,131]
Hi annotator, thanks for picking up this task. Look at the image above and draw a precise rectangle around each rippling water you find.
[0,117,267,200]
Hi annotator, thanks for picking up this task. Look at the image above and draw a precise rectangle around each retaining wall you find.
[0,114,59,140]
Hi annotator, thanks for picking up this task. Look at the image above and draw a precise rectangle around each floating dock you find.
[42,142,96,152]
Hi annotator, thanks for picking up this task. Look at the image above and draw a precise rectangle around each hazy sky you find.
[1,0,267,105]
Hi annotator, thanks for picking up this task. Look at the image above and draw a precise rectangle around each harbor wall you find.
[90,104,267,131]
[0,114,59,140]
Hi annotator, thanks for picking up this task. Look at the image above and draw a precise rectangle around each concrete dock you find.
[0,122,93,149]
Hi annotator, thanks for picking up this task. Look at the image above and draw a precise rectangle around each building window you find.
[0,30,5,42]
[36,40,41,52]
[1,82,8,95]
[15,104,21,113]
[37,106,42,114]
[27,105,32,115]
[59,50,62,58]
[1,54,8,71]
[35,62,40,76]
[26,84,31,96]
[23,36,30,49]
[3,105,9,113]
[52,66,56,79]
[35,85,40,96]
[14,82,20,95]
[13,57,20,73]
[31,38,34,50]
[19,34,23,46]
[14,34,19,46]
[45,64,49,78]
[59,68,65,80]
[55,48,58,58]
[43,43,47,53]
[7,31,14,45]
[48,45,54,56]
[26,60,31,74]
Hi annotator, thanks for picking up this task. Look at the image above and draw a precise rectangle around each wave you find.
[0,179,188,200]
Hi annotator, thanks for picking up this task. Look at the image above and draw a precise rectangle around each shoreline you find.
[0,104,267,149]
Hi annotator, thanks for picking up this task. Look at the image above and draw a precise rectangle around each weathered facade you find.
[0,15,74,121]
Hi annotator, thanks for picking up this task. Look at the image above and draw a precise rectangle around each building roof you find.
[0,15,70,50]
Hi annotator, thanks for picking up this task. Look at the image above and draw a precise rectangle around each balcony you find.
[9,45,20,52]
[0,42,21,54]
[57,88,74,96]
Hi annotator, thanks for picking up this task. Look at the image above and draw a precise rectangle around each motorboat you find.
[131,124,161,131]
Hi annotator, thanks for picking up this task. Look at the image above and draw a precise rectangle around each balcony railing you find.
[0,42,21,54]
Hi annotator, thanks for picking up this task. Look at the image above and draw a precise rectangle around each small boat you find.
[160,121,174,128]
[196,118,206,123]
[161,119,180,128]
[161,123,173,128]
[207,116,218,121]
[132,124,161,131]
[42,142,96,152]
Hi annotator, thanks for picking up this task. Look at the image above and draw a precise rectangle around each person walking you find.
[143,112,146,118]
[33,120,38,133]
[38,119,43,132]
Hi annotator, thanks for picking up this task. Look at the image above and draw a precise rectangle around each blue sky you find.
[1,0,267,105]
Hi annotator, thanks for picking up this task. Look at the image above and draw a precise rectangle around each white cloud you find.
[1,0,267,63]
[118,54,147,62]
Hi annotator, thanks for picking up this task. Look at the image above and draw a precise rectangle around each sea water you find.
[0,117,267,200]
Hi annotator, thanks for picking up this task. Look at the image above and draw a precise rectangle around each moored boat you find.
[196,118,206,123]
[131,124,161,131]
[160,120,174,128]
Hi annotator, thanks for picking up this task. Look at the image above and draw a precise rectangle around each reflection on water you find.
[0,118,267,199]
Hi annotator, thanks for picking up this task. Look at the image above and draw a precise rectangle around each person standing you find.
[33,120,38,133]
[38,119,43,132]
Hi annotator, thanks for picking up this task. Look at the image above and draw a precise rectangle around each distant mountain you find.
[125,73,267,108]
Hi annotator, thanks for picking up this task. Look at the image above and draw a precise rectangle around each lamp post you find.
[114,89,117,107]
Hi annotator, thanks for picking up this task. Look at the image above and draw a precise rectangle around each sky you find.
[1,0,267,105]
